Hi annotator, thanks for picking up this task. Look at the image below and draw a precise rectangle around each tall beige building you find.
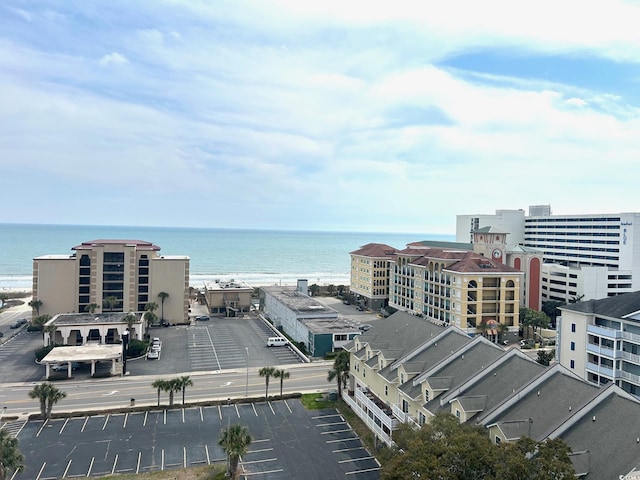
[33,239,190,323]
[349,243,397,310]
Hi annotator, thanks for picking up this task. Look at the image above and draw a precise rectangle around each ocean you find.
[0,224,453,291]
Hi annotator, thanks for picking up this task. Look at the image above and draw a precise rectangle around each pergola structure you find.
[42,344,123,378]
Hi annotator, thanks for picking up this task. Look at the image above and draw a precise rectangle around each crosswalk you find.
[0,420,27,438]
[188,326,221,371]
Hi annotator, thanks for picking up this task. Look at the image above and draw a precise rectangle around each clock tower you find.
[471,226,508,263]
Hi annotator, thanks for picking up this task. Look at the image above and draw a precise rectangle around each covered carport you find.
[42,344,123,379]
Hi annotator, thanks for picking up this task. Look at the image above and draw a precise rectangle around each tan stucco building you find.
[203,279,253,316]
[33,239,190,323]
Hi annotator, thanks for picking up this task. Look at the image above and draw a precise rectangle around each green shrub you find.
[35,345,54,361]
[126,339,148,358]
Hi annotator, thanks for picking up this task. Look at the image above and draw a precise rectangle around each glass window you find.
[570,359,575,369]
[104,252,124,263]
[571,323,576,333]
[571,341,575,351]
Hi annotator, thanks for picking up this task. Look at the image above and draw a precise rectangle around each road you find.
[0,361,335,418]
[0,296,31,343]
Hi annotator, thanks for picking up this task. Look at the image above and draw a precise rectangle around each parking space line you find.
[184,446,187,468]
[204,327,222,370]
[345,467,381,475]
[252,403,258,416]
[205,444,210,465]
[123,413,129,429]
[325,437,359,443]
[136,451,141,474]
[161,449,165,470]
[143,411,148,426]
[59,418,69,434]
[339,456,375,464]
[87,456,94,476]
[320,429,352,435]
[235,403,240,418]
[312,413,342,419]
[242,458,278,465]
[81,417,89,432]
[36,420,48,437]
[267,402,275,415]
[35,462,46,479]
[200,406,204,422]
[284,400,292,413]
[333,447,365,453]
[252,438,270,443]
[164,409,167,425]
[317,422,346,427]
[246,448,273,454]
[111,455,118,475]
[102,415,110,430]
[217,404,222,420]
[62,459,72,478]
[242,468,284,476]
[182,408,185,423]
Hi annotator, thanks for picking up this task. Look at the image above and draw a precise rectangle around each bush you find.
[27,324,43,332]
[126,339,148,358]
[35,345,54,362]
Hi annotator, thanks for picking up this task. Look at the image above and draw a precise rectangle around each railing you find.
[622,330,640,343]
[620,350,640,366]
[346,388,397,446]
[587,324,622,339]
[586,343,619,359]
[586,362,614,378]
[617,370,640,385]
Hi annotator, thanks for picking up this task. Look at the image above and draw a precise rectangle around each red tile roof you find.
[350,243,398,257]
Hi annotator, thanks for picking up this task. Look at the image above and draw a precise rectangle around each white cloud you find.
[99,52,129,67]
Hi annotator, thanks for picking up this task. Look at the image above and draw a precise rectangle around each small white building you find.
[44,312,143,347]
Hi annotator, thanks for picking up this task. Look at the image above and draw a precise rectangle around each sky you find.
[1,1,640,234]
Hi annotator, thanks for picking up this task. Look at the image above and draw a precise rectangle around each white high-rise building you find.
[456,207,640,303]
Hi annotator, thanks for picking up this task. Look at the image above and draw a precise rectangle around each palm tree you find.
[273,369,290,398]
[28,382,67,419]
[44,323,57,347]
[144,302,159,328]
[122,312,138,339]
[175,375,193,405]
[85,303,100,314]
[28,299,43,317]
[0,428,24,480]
[219,424,252,478]
[327,350,350,398]
[258,366,276,399]
[157,292,169,323]
[103,296,118,312]
[152,379,168,406]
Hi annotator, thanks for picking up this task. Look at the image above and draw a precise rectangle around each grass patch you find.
[95,464,223,479]
[300,393,335,410]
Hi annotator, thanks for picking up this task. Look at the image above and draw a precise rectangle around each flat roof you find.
[262,286,338,316]
[204,279,253,291]
[47,312,140,326]
[300,317,362,335]
[42,344,122,363]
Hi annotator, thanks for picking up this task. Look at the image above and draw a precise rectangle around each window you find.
[425,390,429,403]
[570,359,575,369]
[571,341,575,351]
[571,323,576,333]
[495,436,501,445]
[384,385,388,396]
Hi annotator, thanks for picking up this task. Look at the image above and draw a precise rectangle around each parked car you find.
[266,337,288,347]
[359,324,372,332]
[196,315,210,321]
[52,362,80,371]
[355,305,364,311]
[151,337,161,346]
[147,350,159,359]
[9,321,21,329]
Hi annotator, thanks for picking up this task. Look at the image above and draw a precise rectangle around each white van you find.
[266,337,288,347]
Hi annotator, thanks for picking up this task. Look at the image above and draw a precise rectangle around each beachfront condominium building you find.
[457,206,640,303]
[33,239,190,323]
[203,279,253,316]
[388,244,523,337]
[349,243,398,311]
[557,291,640,397]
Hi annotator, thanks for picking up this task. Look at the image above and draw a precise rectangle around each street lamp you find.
[121,330,129,375]
[245,347,249,397]
[226,398,231,477]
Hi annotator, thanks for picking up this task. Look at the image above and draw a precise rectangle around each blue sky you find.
[2,0,640,234]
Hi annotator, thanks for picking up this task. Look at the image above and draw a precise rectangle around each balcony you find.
[586,362,614,379]
[620,350,640,366]
[586,343,619,359]
[345,387,399,446]
[587,324,622,339]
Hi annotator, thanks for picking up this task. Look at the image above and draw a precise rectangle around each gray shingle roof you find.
[560,290,640,319]
[439,350,545,418]
[357,311,446,362]
[548,386,640,480]
[481,366,601,440]
[457,395,487,413]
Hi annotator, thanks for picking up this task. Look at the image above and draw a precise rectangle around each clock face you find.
[492,249,502,259]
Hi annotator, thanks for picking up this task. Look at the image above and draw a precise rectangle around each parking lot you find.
[0,316,306,383]
[6,398,380,479]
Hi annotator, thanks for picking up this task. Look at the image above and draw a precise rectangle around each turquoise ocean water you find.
[0,224,453,290]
